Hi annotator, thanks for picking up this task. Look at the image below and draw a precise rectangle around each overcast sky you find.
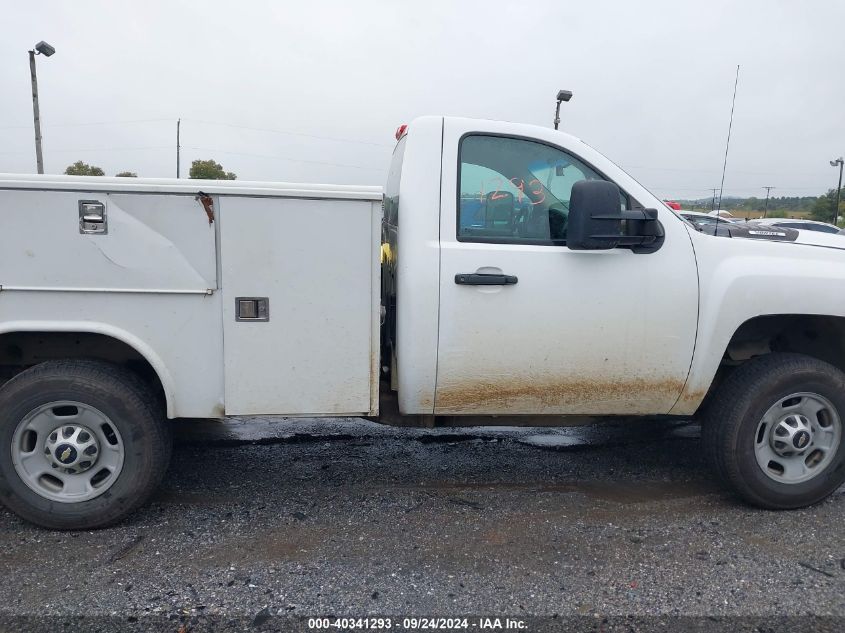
[1,0,842,199]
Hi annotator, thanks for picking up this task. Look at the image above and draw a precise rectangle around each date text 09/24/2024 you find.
[307,617,527,630]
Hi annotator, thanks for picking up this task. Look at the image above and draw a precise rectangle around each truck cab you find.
[383,116,698,417]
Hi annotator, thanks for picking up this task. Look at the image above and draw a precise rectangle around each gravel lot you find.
[2,416,845,632]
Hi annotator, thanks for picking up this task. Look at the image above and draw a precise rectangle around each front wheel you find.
[0,360,172,529]
[703,353,845,510]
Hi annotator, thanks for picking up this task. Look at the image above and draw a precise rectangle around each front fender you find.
[671,235,845,415]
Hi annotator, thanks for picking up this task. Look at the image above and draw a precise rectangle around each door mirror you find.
[566,180,665,253]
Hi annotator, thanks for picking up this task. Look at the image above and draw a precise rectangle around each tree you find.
[808,189,843,224]
[115,171,137,177]
[64,161,104,176]
[189,159,236,180]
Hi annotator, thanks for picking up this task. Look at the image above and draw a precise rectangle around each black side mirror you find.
[566,180,665,254]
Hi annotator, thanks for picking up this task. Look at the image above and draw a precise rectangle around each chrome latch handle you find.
[79,201,107,235]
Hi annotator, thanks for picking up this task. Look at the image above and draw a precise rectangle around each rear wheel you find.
[0,360,171,529]
[703,353,845,509]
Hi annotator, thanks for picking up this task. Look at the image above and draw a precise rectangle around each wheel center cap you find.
[44,424,100,474]
[771,414,814,456]
[793,430,811,450]
[54,444,78,465]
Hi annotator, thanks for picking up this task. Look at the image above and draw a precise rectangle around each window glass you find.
[807,224,839,234]
[458,135,623,243]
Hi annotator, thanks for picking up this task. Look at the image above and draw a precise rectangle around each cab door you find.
[434,121,698,415]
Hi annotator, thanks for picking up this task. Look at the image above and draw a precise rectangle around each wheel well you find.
[725,315,845,372]
[0,332,166,408]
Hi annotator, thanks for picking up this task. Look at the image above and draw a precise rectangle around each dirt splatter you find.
[434,375,687,415]
[672,385,710,414]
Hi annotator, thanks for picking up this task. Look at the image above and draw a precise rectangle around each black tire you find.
[0,360,172,529]
[703,352,845,509]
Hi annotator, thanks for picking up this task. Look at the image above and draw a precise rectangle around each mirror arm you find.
[589,209,656,221]
[583,208,665,254]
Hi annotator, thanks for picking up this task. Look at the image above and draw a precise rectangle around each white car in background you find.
[680,210,740,229]
[748,217,841,235]
[707,210,742,221]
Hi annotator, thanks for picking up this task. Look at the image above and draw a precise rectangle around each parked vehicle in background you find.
[680,210,723,228]
[749,217,841,235]
[4,115,845,529]
[707,210,742,222]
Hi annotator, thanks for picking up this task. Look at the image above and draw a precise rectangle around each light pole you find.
[28,40,55,174]
[831,157,844,225]
[553,90,573,130]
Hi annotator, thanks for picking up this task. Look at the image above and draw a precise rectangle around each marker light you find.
[395,124,408,141]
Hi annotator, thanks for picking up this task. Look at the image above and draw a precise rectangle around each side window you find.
[458,135,625,244]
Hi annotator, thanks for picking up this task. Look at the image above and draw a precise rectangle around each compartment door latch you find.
[236,297,269,322]
[79,200,107,234]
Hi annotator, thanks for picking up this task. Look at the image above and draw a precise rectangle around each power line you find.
[0,145,172,155]
[627,165,824,178]
[184,146,384,171]
[0,117,394,150]
[182,118,394,148]
[650,185,823,192]
[0,118,173,130]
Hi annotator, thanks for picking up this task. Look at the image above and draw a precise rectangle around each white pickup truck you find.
[2,116,845,529]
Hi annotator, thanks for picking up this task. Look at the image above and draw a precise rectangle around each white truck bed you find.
[0,174,383,418]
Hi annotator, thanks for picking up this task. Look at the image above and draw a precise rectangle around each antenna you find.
[715,65,740,233]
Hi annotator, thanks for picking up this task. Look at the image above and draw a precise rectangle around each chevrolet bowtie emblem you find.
[60,447,72,462]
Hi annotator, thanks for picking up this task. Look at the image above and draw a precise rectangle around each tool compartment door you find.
[219,196,378,415]
[0,190,217,292]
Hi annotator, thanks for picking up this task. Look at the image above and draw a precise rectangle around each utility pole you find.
[710,188,719,212]
[762,186,774,218]
[831,157,843,225]
[176,118,181,178]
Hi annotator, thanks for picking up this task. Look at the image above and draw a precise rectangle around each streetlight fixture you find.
[553,89,573,130]
[831,157,843,226]
[28,40,56,174]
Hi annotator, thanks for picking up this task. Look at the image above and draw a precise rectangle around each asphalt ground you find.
[1,416,845,632]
